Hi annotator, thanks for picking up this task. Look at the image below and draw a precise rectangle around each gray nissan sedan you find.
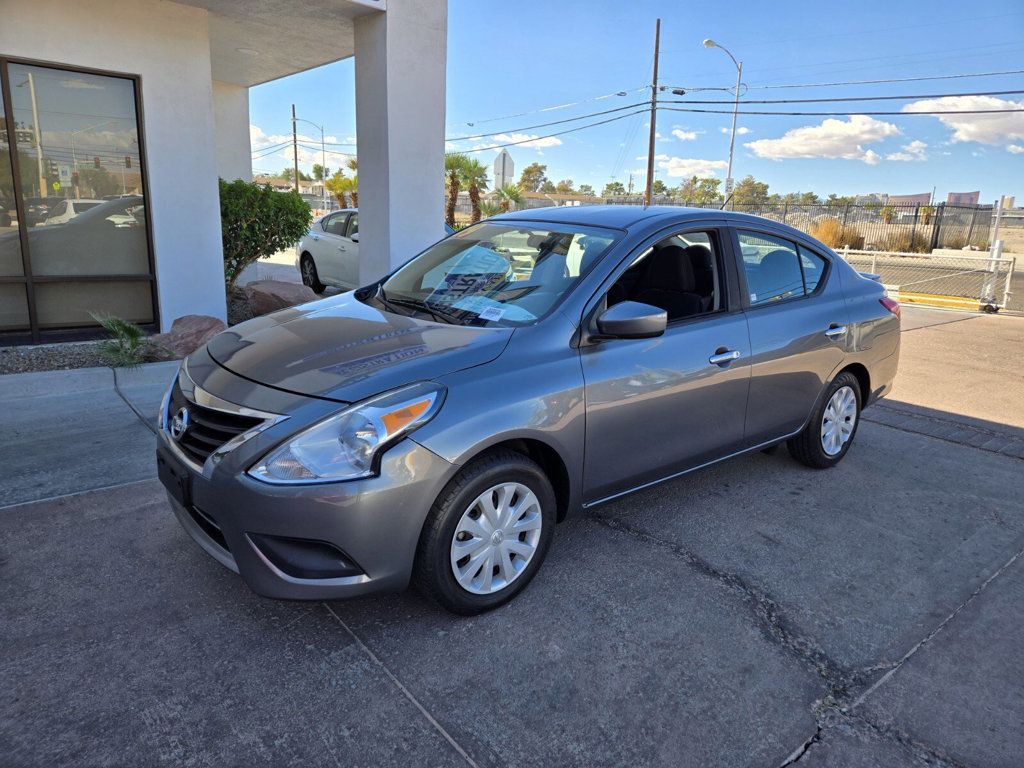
[157,206,900,614]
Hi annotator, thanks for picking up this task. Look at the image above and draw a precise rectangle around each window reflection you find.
[1,62,154,332]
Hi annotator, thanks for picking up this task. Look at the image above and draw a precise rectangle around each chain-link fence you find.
[838,249,1017,311]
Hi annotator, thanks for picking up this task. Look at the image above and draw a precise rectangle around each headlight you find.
[248,382,445,484]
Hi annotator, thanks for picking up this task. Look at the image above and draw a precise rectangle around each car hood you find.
[206,293,513,403]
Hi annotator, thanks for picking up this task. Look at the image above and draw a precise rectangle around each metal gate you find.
[839,248,1017,312]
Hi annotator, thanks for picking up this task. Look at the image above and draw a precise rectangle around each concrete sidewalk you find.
[0,361,178,507]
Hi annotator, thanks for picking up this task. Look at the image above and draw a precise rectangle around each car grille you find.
[168,379,264,466]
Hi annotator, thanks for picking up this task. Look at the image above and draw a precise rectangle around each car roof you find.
[487,205,824,242]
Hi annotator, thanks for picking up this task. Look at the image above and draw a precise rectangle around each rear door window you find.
[737,232,804,306]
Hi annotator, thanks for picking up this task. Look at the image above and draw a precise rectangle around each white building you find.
[0,0,447,344]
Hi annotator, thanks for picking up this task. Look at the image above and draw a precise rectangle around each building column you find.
[354,0,447,285]
[212,80,252,182]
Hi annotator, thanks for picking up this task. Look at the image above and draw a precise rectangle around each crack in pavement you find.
[590,513,1020,768]
[322,603,481,768]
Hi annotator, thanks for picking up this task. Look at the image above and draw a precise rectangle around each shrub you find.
[90,313,149,368]
[219,178,312,291]
[809,217,864,250]
[880,230,930,253]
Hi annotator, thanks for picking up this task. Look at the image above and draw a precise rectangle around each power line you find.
[662,106,1024,116]
[662,89,1024,105]
[746,68,1024,90]
[458,109,650,154]
[445,101,649,142]
[454,86,648,128]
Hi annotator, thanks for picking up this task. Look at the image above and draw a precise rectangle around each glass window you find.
[1,61,155,336]
[324,213,349,236]
[737,232,804,306]
[607,229,721,321]
[0,83,24,279]
[0,284,29,330]
[346,213,358,238]
[378,221,617,326]
[799,246,828,293]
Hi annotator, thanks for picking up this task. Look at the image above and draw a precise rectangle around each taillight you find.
[880,296,900,319]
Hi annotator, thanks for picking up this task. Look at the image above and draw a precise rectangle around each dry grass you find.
[809,217,864,249]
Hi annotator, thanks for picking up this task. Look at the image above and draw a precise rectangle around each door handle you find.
[825,324,847,338]
[709,349,741,366]
[337,246,346,251]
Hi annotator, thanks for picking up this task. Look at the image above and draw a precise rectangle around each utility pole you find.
[643,18,661,207]
[291,103,300,193]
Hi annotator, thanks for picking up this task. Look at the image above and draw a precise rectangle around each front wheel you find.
[787,372,861,469]
[414,450,556,615]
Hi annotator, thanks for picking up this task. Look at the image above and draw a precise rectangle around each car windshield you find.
[377,221,618,327]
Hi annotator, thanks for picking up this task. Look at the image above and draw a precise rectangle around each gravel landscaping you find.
[0,341,113,375]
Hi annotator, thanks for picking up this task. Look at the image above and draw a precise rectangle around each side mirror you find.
[350,232,360,243]
[596,301,667,339]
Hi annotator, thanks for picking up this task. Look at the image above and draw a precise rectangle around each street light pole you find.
[17,73,47,198]
[291,104,300,193]
[703,39,742,202]
[294,115,329,211]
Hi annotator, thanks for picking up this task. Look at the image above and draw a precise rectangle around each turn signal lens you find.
[381,399,433,436]
[880,296,901,319]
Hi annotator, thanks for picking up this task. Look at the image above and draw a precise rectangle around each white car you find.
[296,209,360,294]
[42,198,103,225]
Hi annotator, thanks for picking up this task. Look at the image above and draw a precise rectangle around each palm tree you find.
[478,199,502,219]
[462,158,489,224]
[342,175,358,208]
[325,170,349,208]
[495,183,523,213]
[444,153,469,228]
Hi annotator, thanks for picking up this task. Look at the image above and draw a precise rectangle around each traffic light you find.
[93,156,101,169]
[71,172,79,188]
[44,158,59,180]
[124,156,132,169]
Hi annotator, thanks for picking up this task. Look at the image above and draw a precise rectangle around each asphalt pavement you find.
[1,307,1022,767]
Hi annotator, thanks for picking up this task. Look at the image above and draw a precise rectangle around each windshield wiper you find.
[379,290,466,325]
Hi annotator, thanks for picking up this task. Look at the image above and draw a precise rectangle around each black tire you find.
[413,449,556,615]
[787,371,862,469]
[300,253,326,294]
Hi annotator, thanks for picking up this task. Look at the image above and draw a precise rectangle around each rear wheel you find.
[787,372,861,469]
[300,253,325,294]
[414,450,556,615]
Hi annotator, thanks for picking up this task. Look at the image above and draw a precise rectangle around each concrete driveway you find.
[2,307,1022,767]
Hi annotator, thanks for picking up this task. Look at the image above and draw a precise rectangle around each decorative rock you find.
[243,280,318,317]
[148,315,227,359]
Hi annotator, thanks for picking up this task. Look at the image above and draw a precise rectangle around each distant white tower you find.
[494,149,514,190]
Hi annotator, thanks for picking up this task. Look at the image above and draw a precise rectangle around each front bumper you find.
[156,361,458,600]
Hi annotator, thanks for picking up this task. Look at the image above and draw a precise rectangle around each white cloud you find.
[672,128,698,141]
[902,95,1024,145]
[886,139,928,162]
[636,153,670,161]
[719,126,750,135]
[472,132,562,151]
[655,157,729,177]
[1008,144,1024,154]
[250,123,352,169]
[744,115,900,163]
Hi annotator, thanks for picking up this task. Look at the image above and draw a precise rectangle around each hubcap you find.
[821,385,857,456]
[302,260,315,285]
[450,482,542,595]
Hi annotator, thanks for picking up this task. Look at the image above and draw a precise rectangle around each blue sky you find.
[250,0,1024,202]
